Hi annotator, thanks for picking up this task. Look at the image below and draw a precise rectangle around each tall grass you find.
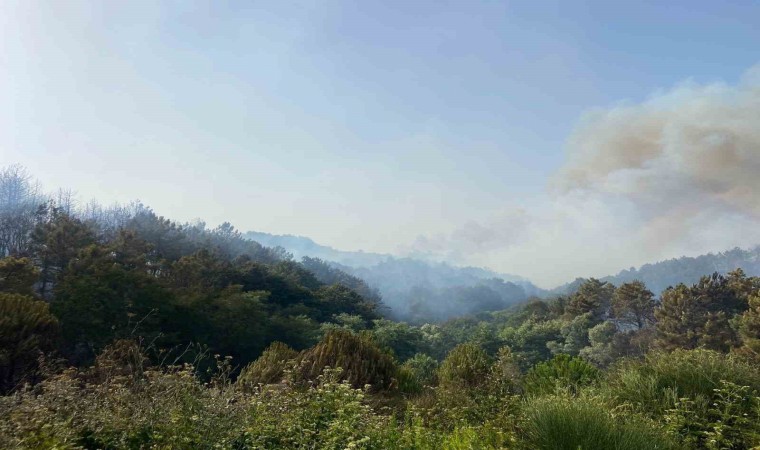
[521,395,675,450]
[604,349,760,415]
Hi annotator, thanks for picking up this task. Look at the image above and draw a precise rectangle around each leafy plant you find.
[523,353,599,395]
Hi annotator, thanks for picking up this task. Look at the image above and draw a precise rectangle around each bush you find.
[0,364,249,449]
[663,380,760,449]
[245,367,390,449]
[437,343,491,390]
[0,293,59,393]
[521,395,675,450]
[604,349,760,448]
[237,341,298,390]
[297,329,399,391]
[605,349,760,415]
[523,353,599,396]
[400,353,438,390]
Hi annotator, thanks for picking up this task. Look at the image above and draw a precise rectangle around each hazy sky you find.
[2,1,759,287]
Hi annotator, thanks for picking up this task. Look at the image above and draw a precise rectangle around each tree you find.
[0,256,39,296]
[314,284,378,324]
[369,319,427,362]
[206,287,268,365]
[437,343,492,390]
[566,278,615,322]
[578,321,619,367]
[655,273,745,352]
[611,281,655,330]
[654,284,702,351]
[0,165,47,258]
[300,256,382,305]
[400,353,438,388]
[30,211,95,298]
[500,318,563,370]
[737,292,760,358]
[297,329,398,391]
[0,293,58,393]
[51,235,176,363]
[547,313,595,356]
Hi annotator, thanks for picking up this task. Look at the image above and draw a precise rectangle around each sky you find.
[1,0,759,287]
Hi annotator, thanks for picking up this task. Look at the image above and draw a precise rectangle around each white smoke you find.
[405,65,760,287]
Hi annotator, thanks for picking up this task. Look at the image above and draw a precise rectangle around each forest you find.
[2,164,760,449]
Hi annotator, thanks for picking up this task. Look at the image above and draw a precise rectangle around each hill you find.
[554,246,760,296]
[245,231,542,322]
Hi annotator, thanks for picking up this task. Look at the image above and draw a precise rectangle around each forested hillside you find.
[0,165,382,386]
[602,247,760,294]
[3,165,760,449]
[247,231,541,322]
[553,247,760,297]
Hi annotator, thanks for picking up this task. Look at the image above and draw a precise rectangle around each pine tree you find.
[655,273,745,351]
[737,292,760,357]
[566,278,615,322]
[611,280,655,329]
[30,211,95,298]
[0,293,58,393]
[0,256,39,296]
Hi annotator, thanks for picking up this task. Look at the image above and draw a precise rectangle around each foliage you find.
[370,319,428,362]
[565,278,615,322]
[737,291,760,359]
[663,380,760,449]
[579,321,625,366]
[547,312,595,356]
[521,394,675,450]
[0,363,249,449]
[245,367,390,449]
[603,349,760,422]
[499,318,562,370]
[399,353,438,392]
[655,273,747,351]
[238,341,298,389]
[5,165,760,449]
[0,293,59,393]
[297,329,399,391]
[0,257,39,296]
[612,280,656,329]
[523,354,599,396]
[437,343,492,390]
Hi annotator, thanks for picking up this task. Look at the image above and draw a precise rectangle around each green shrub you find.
[437,343,491,390]
[0,364,249,449]
[245,367,390,449]
[297,329,399,391]
[237,341,298,390]
[605,349,760,415]
[523,353,599,396]
[664,380,760,449]
[400,353,438,390]
[521,395,675,450]
[0,293,59,393]
[604,349,760,448]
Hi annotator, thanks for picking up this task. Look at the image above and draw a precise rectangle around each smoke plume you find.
[406,65,760,287]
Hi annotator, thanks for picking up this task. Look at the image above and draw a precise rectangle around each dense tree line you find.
[0,165,381,393]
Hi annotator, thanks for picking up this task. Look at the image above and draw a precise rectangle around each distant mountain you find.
[245,231,391,267]
[245,231,542,322]
[554,246,760,296]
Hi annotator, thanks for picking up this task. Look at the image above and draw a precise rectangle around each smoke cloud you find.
[405,65,760,288]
